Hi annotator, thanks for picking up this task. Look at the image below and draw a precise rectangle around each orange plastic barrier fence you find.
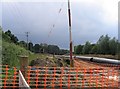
[0,65,19,89]
[26,66,120,89]
[1,64,119,89]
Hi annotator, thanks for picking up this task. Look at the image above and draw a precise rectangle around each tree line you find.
[27,42,69,55]
[74,35,120,55]
[3,30,69,55]
[2,29,120,55]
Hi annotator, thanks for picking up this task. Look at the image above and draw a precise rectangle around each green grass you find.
[28,53,53,64]
[2,39,56,67]
[29,53,49,60]
[2,39,68,67]
[2,40,31,67]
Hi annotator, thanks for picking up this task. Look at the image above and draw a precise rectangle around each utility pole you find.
[68,0,73,67]
[25,32,30,50]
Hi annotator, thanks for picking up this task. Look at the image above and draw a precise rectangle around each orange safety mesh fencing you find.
[26,66,120,89]
[0,65,19,88]
[1,64,119,89]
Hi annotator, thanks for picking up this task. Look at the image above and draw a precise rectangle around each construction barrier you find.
[26,66,120,89]
[0,65,19,88]
[1,64,120,89]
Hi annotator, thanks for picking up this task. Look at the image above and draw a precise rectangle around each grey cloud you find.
[2,2,117,49]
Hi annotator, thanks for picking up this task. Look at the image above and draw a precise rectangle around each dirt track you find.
[74,58,119,87]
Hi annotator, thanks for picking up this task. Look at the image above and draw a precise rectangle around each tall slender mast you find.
[68,0,73,67]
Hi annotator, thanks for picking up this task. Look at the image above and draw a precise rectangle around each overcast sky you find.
[1,0,119,49]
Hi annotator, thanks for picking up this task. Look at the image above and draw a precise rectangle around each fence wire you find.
[0,65,19,88]
[26,66,120,89]
[1,64,120,89]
